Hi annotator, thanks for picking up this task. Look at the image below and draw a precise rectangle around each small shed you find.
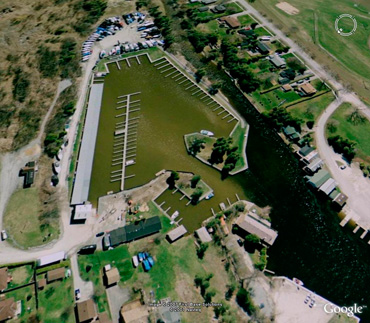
[256,41,270,54]
[37,278,47,290]
[333,193,348,207]
[195,227,212,243]
[46,267,65,283]
[167,225,187,243]
[220,16,241,29]
[0,267,8,291]
[198,6,209,12]
[201,0,216,4]
[281,84,292,92]
[73,204,92,221]
[76,299,97,323]
[270,55,286,68]
[104,267,120,287]
[212,4,226,13]
[299,83,316,96]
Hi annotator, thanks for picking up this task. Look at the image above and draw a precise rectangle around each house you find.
[98,312,112,323]
[306,169,331,189]
[303,158,324,174]
[333,192,348,207]
[298,145,314,158]
[269,55,286,68]
[299,83,316,96]
[109,216,162,247]
[73,204,93,222]
[166,225,187,243]
[46,267,65,283]
[235,213,278,246]
[0,268,9,292]
[120,299,149,323]
[283,126,300,141]
[319,178,337,195]
[281,84,292,92]
[195,227,212,243]
[220,16,241,29]
[104,267,120,287]
[76,299,97,323]
[20,161,37,188]
[211,4,226,13]
[256,41,270,54]
[198,6,209,12]
[0,298,16,322]
[201,0,216,4]
[37,278,47,290]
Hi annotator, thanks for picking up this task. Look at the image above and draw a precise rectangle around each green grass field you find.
[237,14,257,26]
[7,265,34,289]
[326,103,370,162]
[251,0,370,79]
[38,278,75,323]
[289,91,335,123]
[3,188,59,248]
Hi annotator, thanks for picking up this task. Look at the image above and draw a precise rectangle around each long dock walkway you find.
[120,95,131,191]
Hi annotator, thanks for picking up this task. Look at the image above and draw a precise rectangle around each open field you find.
[7,265,34,289]
[289,91,335,123]
[326,102,370,163]
[3,188,59,248]
[250,0,370,104]
[37,278,75,323]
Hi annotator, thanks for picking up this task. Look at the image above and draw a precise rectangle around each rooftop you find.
[334,193,348,206]
[256,41,270,53]
[71,83,104,205]
[220,16,241,29]
[270,55,286,67]
[235,213,278,246]
[105,267,120,286]
[0,267,8,291]
[319,178,336,195]
[167,225,187,242]
[76,299,97,323]
[299,83,316,95]
[46,267,65,283]
[0,297,16,322]
[299,145,314,157]
[195,227,212,243]
[110,216,162,246]
[120,299,149,323]
[74,204,93,220]
[307,169,331,189]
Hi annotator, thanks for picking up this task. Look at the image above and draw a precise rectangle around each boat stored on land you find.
[200,130,214,136]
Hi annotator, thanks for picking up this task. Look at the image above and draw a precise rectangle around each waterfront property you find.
[78,52,253,231]
[71,83,104,206]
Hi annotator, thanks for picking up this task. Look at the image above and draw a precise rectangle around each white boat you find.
[200,130,214,136]
[125,160,135,166]
[171,211,179,219]
[293,278,304,286]
[132,256,139,267]
[205,192,214,200]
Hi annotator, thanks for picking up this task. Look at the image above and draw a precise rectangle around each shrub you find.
[12,68,30,102]
[236,288,256,315]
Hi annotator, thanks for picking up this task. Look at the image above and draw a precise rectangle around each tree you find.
[195,69,205,83]
[204,290,216,303]
[236,288,256,315]
[189,138,205,155]
[225,284,236,301]
[251,22,258,29]
[197,242,208,259]
[191,175,201,188]
[166,171,179,189]
[245,234,260,244]
[191,188,203,205]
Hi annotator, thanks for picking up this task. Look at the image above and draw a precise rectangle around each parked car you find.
[340,165,346,170]
[237,239,243,247]
[1,230,8,241]
[75,289,81,300]
[96,232,105,237]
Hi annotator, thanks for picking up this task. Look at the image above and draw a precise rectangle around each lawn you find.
[38,278,75,323]
[289,91,335,123]
[179,178,213,200]
[252,88,302,112]
[326,103,370,163]
[5,285,37,323]
[7,265,34,289]
[230,122,248,171]
[237,14,256,26]
[250,0,370,82]
[254,26,273,37]
[3,188,59,248]
[197,20,228,38]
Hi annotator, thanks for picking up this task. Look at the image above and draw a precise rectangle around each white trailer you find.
[37,251,65,267]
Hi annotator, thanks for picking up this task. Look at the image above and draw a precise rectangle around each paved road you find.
[314,99,370,227]
[237,0,370,225]
[71,254,94,301]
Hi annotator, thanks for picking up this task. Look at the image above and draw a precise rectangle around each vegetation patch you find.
[3,188,59,248]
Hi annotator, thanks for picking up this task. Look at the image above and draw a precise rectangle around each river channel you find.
[90,53,370,320]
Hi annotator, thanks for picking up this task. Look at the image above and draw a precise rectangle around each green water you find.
[90,55,248,231]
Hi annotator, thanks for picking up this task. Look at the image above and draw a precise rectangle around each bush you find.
[37,46,59,78]
[12,68,30,102]
[196,242,208,259]
[236,288,256,315]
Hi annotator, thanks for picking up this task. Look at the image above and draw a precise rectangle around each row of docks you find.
[153,56,238,124]
[110,91,141,191]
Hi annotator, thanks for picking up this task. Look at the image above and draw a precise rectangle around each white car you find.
[1,230,8,241]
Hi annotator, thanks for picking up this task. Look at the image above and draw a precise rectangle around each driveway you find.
[71,254,94,301]
[106,285,131,323]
